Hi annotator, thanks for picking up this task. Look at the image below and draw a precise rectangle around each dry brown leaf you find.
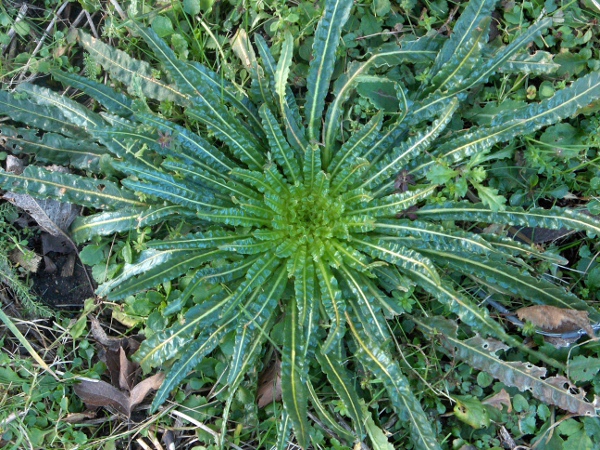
[515,305,596,339]
[74,379,131,417]
[118,346,137,391]
[256,359,282,408]
[62,410,97,424]
[129,373,165,411]
[74,373,164,418]
[482,388,512,412]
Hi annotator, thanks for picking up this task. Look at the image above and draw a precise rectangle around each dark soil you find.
[31,251,93,311]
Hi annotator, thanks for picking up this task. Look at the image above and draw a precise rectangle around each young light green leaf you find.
[275,31,294,110]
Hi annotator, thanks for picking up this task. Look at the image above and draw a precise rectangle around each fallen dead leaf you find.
[256,359,282,408]
[74,372,165,418]
[482,388,512,413]
[515,305,597,340]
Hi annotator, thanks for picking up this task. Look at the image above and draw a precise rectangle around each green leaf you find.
[347,310,441,450]
[275,31,294,111]
[425,165,458,184]
[152,320,233,409]
[365,410,395,449]
[0,125,103,171]
[16,83,104,131]
[500,51,560,75]
[415,202,600,241]
[259,104,301,184]
[352,237,441,285]
[50,69,134,118]
[136,295,228,372]
[70,205,190,243]
[315,258,346,352]
[348,186,437,218]
[151,16,174,38]
[79,31,180,102]
[183,0,200,15]
[0,166,144,210]
[316,344,366,440]
[281,297,310,449]
[305,0,354,147]
[569,356,600,383]
[323,35,438,151]
[0,90,89,137]
[419,317,596,416]
[471,183,507,212]
[107,249,224,301]
[328,111,383,178]
[362,99,458,191]
[428,0,497,78]
[229,265,287,385]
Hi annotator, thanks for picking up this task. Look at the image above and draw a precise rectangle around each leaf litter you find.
[73,316,164,418]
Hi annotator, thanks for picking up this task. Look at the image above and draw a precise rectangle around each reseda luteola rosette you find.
[1,0,600,447]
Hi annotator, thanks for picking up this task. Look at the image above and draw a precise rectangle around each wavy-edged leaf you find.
[220,253,282,319]
[107,249,224,301]
[419,71,600,172]
[315,258,345,352]
[16,83,104,131]
[346,309,441,450]
[135,295,228,371]
[161,162,254,204]
[198,206,271,227]
[303,144,323,188]
[306,380,356,443]
[352,237,441,285]
[315,345,365,440]
[426,16,491,95]
[338,265,389,341]
[274,410,293,450]
[0,166,144,210]
[483,233,568,266]
[176,257,260,309]
[186,104,265,170]
[348,185,437,217]
[362,99,458,190]
[148,229,245,250]
[135,113,234,175]
[324,35,439,151]
[275,31,294,109]
[229,265,287,385]
[428,0,497,79]
[499,51,560,75]
[0,125,103,171]
[281,296,310,449]
[116,163,221,211]
[259,104,301,184]
[328,111,383,177]
[305,0,354,146]
[0,90,88,137]
[79,31,181,102]
[374,219,494,255]
[71,206,193,243]
[419,317,597,416]
[151,319,234,410]
[50,69,135,118]
[423,249,595,317]
[254,34,308,152]
[96,248,185,297]
[414,202,600,237]
[406,271,509,339]
[132,25,263,148]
